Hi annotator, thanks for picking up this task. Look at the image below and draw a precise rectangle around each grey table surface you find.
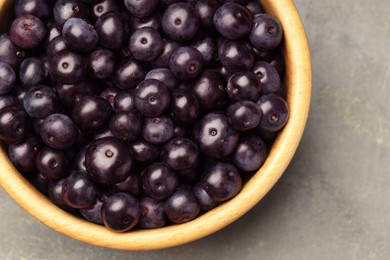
[1,0,390,259]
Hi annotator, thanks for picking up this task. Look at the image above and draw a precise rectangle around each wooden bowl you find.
[0,0,311,250]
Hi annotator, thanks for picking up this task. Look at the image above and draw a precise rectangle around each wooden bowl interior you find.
[0,0,312,250]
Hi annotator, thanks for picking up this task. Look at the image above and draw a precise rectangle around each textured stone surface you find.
[1,0,390,259]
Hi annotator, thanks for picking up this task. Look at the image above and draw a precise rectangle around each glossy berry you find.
[213,3,253,39]
[218,39,255,72]
[151,39,181,68]
[245,0,264,15]
[62,18,98,52]
[102,192,140,232]
[134,79,170,117]
[95,12,127,50]
[40,113,78,149]
[162,3,200,42]
[228,100,262,131]
[130,12,162,32]
[23,85,59,119]
[142,116,174,144]
[19,57,44,86]
[232,134,267,172]
[0,95,18,110]
[142,162,178,201]
[88,48,116,79]
[48,178,75,212]
[62,171,97,209]
[192,70,227,111]
[85,137,134,184]
[0,34,25,68]
[72,96,113,133]
[50,50,86,84]
[194,112,239,158]
[192,35,218,67]
[0,62,16,94]
[91,0,119,20]
[79,191,109,225]
[9,15,46,49]
[46,36,67,58]
[110,172,141,197]
[53,0,88,28]
[109,111,142,141]
[8,135,42,172]
[253,61,282,94]
[250,13,283,51]
[170,89,199,123]
[139,196,166,229]
[195,0,220,28]
[192,182,219,211]
[55,80,96,111]
[0,106,28,144]
[169,47,204,80]
[124,0,159,18]
[113,90,136,112]
[226,71,262,102]
[14,0,51,19]
[113,59,149,89]
[129,139,160,163]
[129,27,163,61]
[164,187,200,224]
[201,162,242,202]
[36,147,69,180]
[145,68,178,91]
[161,137,199,172]
[256,94,289,132]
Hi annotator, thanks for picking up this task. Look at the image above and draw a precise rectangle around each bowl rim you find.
[0,0,312,250]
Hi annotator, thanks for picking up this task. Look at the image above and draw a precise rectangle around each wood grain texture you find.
[0,0,312,250]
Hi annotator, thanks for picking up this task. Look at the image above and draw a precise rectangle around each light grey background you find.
[1,0,390,259]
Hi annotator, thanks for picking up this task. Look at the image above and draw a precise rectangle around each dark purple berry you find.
[23,85,59,119]
[226,71,262,102]
[109,111,142,141]
[62,171,97,209]
[151,39,181,68]
[92,0,119,20]
[10,15,46,49]
[124,0,159,18]
[194,112,239,158]
[110,172,141,197]
[88,48,116,79]
[8,135,42,172]
[36,147,69,180]
[113,90,136,112]
[0,62,16,94]
[250,13,283,51]
[14,0,51,19]
[85,137,134,184]
[228,100,262,131]
[102,192,140,232]
[129,27,164,61]
[218,39,255,72]
[169,46,204,81]
[162,3,200,42]
[19,57,44,86]
[142,162,179,201]
[0,34,25,68]
[232,134,267,172]
[0,106,28,144]
[213,3,253,39]
[129,139,160,163]
[192,182,219,211]
[256,94,289,132]
[201,162,242,202]
[195,0,220,28]
[113,59,149,90]
[95,11,127,50]
[164,187,200,224]
[142,115,174,144]
[170,89,199,123]
[50,50,86,84]
[62,18,98,52]
[139,196,166,229]
[161,137,199,172]
[253,60,282,94]
[134,79,170,117]
[40,113,78,149]
[53,0,89,28]
[72,95,113,133]
[145,68,178,91]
